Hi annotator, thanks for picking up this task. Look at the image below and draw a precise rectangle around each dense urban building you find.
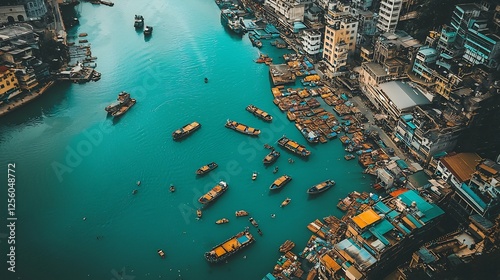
[322,9,358,74]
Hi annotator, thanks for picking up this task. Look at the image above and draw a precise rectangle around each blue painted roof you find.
[461,183,487,209]
[417,247,437,264]
[262,273,277,280]
[406,214,423,228]
[387,210,400,220]
[398,222,411,234]
[372,219,395,235]
[374,201,391,214]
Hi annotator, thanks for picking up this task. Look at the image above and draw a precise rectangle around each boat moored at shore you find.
[225,120,260,136]
[196,162,218,176]
[279,240,295,253]
[246,104,272,122]
[220,9,244,34]
[277,136,311,157]
[204,230,255,263]
[198,181,228,205]
[270,175,292,190]
[307,179,335,195]
[172,122,201,140]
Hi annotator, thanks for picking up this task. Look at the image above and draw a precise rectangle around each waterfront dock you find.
[0,81,55,117]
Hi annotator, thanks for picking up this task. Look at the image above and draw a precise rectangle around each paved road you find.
[351,95,408,161]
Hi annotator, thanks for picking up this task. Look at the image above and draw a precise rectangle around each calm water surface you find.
[0,1,373,279]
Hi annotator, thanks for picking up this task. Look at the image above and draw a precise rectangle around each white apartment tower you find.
[322,12,358,73]
[377,0,402,33]
[264,0,306,23]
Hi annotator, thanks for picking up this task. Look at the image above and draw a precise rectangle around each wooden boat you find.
[198,181,228,204]
[252,172,258,180]
[344,154,355,160]
[225,120,260,136]
[204,230,255,263]
[307,180,335,195]
[255,53,272,64]
[112,99,136,117]
[279,240,295,253]
[132,189,138,195]
[257,229,263,236]
[215,218,229,224]
[263,150,280,165]
[204,77,208,83]
[264,144,273,149]
[172,122,201,140]
[280,198,291,207]
[249,217,259,227]
[273,166,279,174]
[270,175,292,190]
[78,33,88,37]
[197,209,202,218]
[277,136,311,157]
[339,135,351,145]
[246,104,272,122]
[235,210,249,217]
[169,184,175,192]
[196,162,218,175]
[157,249,165,258]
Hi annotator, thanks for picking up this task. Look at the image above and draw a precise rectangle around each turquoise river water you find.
[0,1,373,279]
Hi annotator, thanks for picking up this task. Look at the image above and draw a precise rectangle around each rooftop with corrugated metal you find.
[440,153,482,182]
[352,209,381,229]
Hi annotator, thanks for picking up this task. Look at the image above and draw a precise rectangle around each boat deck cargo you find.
[225,119,260,136]
[277,136,310,157]
[307,179,335,194]
[172,122,201,140]
[246,104,272,122]
[204,230,255,263]
[263,150,280,165]
[269,175,292,190]
[196,162,218,175]
[198,181,228,204]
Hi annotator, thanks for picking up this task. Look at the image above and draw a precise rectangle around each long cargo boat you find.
[269,175,292,190]
[204,230,255,263]
[307,179,335,194]
[246,104,272,122]
[196,162,218,176]
[198,181,228,204]
[172,122,201,140]
[225,120,260,136]
[277,136,311,157]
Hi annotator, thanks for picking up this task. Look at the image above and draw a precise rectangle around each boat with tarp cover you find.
[198,181,228,205]
[270,175,292,190]
[196,162,218,176]
[204,230,255,263]
[307,179,335,194]
[277,136,311,157]
[246,104,272,122]
[172,122,201,140]
[263,150,280,165]
[225,120,260,136]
